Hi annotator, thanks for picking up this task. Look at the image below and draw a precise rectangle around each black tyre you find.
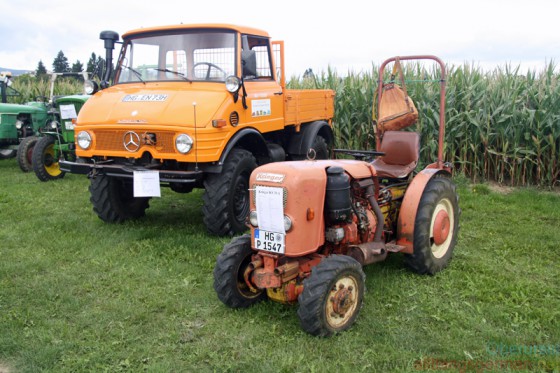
[16,136,38,172]
[202,148,257,236]
[405,175,460,275]
[32,136,65,181]
[0,149,16,160]
[291,135,329,160]
[297,255,365,337]
[213,234,266,308]
[89,174,150,223]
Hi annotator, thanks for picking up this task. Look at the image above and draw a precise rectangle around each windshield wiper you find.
[152,68,192,82]
[123,66,145,84]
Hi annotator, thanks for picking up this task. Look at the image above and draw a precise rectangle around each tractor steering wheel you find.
[193,62,226,80]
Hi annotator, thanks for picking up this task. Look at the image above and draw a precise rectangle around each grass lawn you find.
[0,158,559,372]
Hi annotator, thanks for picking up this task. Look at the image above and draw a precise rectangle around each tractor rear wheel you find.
[405,175,460,275]
[297,255,365,337]
[89,174,151,222]
[0,149,16,159]
[213,234,266,308]
[202,148,256,236]
[32,136,65,181]
[17,136,38,172]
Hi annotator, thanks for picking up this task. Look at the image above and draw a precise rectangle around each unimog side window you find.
[242,35,273,80]
[116,30,236,83]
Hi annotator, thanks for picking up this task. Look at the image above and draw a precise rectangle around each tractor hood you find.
[78,83,229,128]
[0,102,47,115]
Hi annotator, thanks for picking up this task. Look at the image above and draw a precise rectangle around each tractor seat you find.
[371,131,420,178]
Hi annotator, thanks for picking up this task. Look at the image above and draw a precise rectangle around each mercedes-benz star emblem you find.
[123,131,141,152]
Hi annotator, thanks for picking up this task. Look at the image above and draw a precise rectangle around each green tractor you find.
[3,72,90,180]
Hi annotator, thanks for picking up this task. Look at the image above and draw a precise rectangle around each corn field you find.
[289,62,560,187]
[8,64,560,187]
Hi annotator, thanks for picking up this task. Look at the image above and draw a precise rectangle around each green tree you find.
[52,50,69,73]
[71,60,84,73]
[36,60,47,76]
[86,53,97,73]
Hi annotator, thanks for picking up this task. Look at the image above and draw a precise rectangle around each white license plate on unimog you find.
[254,229,285,254]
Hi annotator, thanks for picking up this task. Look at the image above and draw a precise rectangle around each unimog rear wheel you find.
[203,148,257,236]
[17,136,38,172]
[291,135,329,160]
[0,149,16,159]
[32,136,65,181]
[405,175,460,275]
[213,234,266,308]
[297,255,365,337]
[89,174,151,223]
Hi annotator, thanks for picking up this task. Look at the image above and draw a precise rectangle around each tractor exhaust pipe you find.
[99,30,119,83]
[348,184,387,265]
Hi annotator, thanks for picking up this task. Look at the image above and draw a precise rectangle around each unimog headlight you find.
[176,134,193,154]
[225,76,241,93]
[77,131,92,149]
[15,119,24,129]
[84,80,98,95]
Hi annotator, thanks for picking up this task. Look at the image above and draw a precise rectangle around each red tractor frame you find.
[213,56,460,336]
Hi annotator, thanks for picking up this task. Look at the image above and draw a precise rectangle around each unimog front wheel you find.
[213,234,266,308]
[405,175,460,275]
[89,174,151,223]
[32,136,65,181]
[0,149,16,160]
[297,255,365,337]
[17,136,38,172]
[202,148,257,236]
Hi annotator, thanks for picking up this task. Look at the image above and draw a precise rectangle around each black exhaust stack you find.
[99,30,119,83]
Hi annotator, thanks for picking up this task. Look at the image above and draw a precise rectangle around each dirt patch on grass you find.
[0,362,12,373]
[488,182,514,194]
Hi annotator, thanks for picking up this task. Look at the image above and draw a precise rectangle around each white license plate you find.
[254,229,285,254]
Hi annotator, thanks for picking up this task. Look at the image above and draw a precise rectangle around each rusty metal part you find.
[348,241,387,266]
[243,258,263,293]
[273,261,300,282]
[376,55,447,170]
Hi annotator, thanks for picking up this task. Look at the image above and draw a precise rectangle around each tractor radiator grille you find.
[252,184,287,207]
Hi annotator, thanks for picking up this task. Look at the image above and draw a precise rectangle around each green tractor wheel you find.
[32,136,65,181]
[17,136,38,172]
[0,149,16,159]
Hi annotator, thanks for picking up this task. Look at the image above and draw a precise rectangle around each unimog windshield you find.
[115,30,236,83]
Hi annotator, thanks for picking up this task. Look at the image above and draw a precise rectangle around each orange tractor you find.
[214,56,460,336]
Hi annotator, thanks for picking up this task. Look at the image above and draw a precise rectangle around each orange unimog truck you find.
[60,24,335,236]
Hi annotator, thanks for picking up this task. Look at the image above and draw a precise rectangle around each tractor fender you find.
[396,168,451,254]
[286,121,334,156]
[205,128,268,173]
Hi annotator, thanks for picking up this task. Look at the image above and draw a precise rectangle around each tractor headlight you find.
[225,76,241,93]
[249,211,258,227]
[84,80,98,95]
[175,134,193,154]
[15,119,24,129]
[50,120,59,129]
[284,215,293,232]
[77,131,92,149]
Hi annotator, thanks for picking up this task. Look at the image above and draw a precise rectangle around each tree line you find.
[35,51,105,77]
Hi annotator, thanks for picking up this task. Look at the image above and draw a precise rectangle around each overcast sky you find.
[1,0,559,77]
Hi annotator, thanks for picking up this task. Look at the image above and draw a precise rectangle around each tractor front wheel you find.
[0,149,16,160]
[405,175,460,275]
[32,136,65,181]
[213,234,266,308]
[17,136,38,172]
[297,255,365,337]
[89,174,151,223]
[202,148,257,236]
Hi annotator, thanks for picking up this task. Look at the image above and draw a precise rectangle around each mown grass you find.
[1,160,559,372]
